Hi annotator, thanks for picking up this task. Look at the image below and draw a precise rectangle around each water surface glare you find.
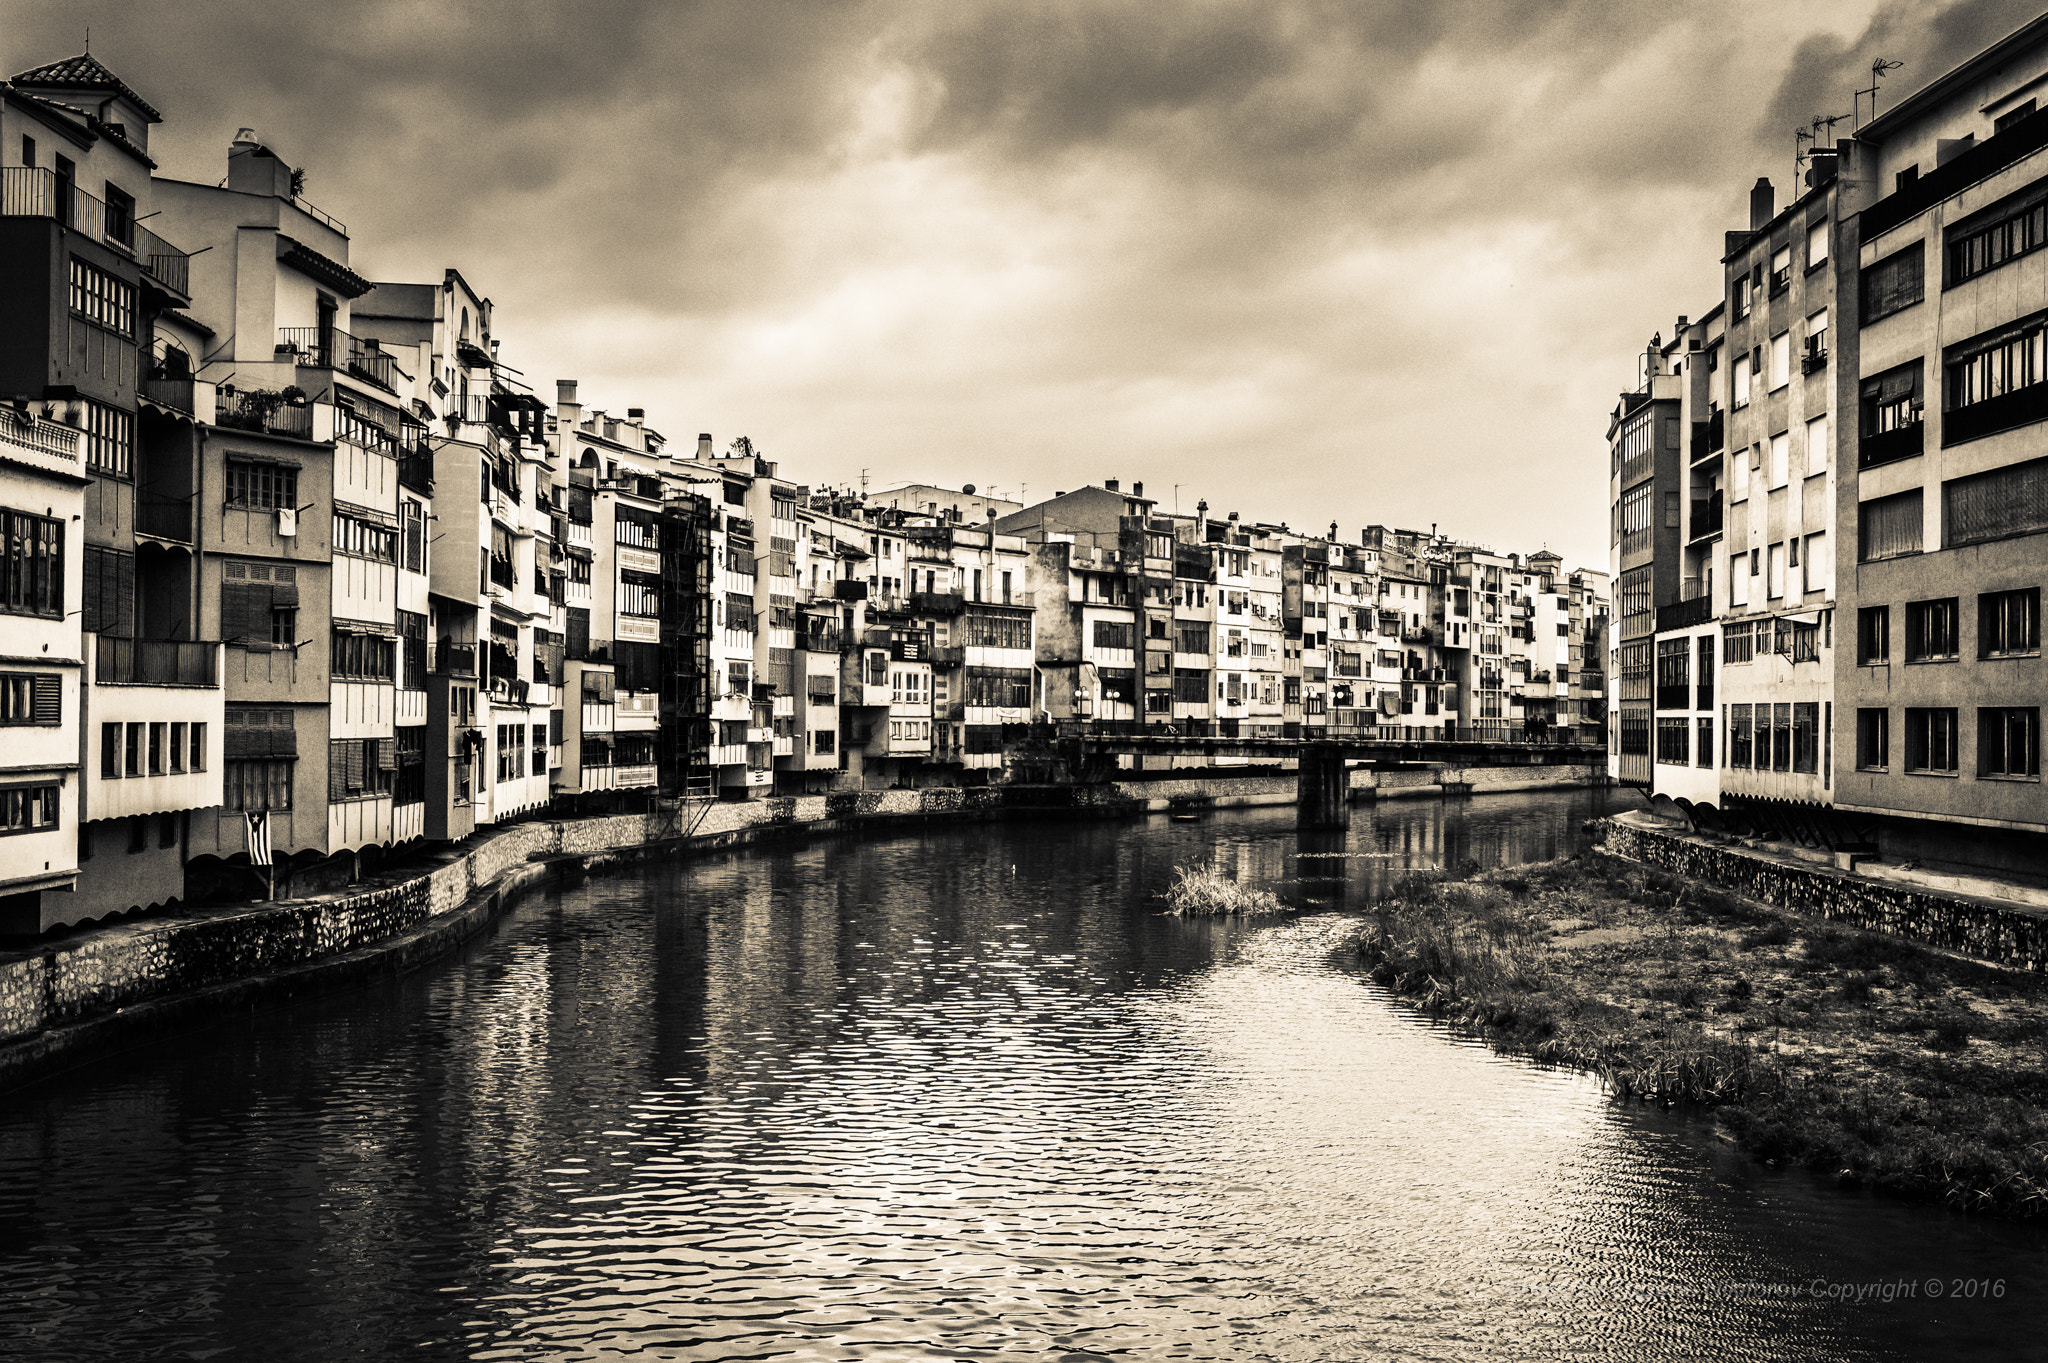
[3,790,2044,1361]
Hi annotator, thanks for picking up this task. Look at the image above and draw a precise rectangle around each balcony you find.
[927,645,965,666]
[95,636,219,687]
[1941,385,2048,447]
[1688,492,1723,542]
[1689,409,1725,462]
[0,408,82,479]
[397,450,433,494]
[0,166,191,296]
[214,389,313,440]
[911,589,966,616]
[1401,627,1437,645]
[799,628,844,655]
[833,578,869,602]
[142,376,202,415]
[435,643,477,677]
[1859,420,1923,469]
[136,492,192,542]
[1656,594,1713,631]
[277,326,405,393]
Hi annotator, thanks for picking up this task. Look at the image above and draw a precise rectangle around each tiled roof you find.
[10,52,162,122]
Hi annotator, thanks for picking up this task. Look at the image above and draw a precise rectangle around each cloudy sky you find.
[9,0,2042,568]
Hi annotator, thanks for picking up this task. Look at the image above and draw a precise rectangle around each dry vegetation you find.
[1359,854,2048,1217]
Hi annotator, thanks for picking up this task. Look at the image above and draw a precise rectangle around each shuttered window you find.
[0,673,59,725]
[224,707,297,758]
[1944,456,2048,547]
[1858,490,1924,562]
[82,546,133,637]
[1862,241,1925,323]
[222,561,300,646]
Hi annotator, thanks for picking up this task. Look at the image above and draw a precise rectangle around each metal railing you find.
[0,167,190,295]
[214,390,314,439]
[277,326,405,392]
[1689,492,1723,540]
[95,636,218,687]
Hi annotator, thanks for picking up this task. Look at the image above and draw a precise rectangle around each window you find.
[1733,271,1753,319]
[1767,543,1786,599]
[1768,331,1790,389]
[618,574,661,618]
[1655,638,1690,710]
[1770,245,1792,293]
[1770,703,1793,772]
[1722,621,1753,664]
[1859,361,1924,468]
[1905,598,1959,661]
[1792,702,1819,773]
[1617,567,1651,620]
[1807,216,1829,269]
[1802,533,1828,595]
[103,181,135,247]
[1982,588,2040,656]
[1981,708,2040,778]
[331,629,397,681]
[1946,179,2048,286]
[1862,241,1925,323]
[0,673,58,725]
[1856,709,1889,770]
[1904,708,1960,773]
[1857,606,1889,664]
[1695,636,1715,709]
[0,509,63,618]
[1858,489,1923,562]
[1618,483,1653,554]
[1727,551,1748,608]
[68,257,134,333]
[1769,431,1789,487]
[1091,620,1134,650]
[1655,716,1690,764]
[224,759,293,810]
[1729,704,1754,768]
[1733,352,1752,406]
[226,461,299,510]
[83,400,133,477]
[0,784,60,836]
[1942,456,2048,547]
[1805,412,1829,473]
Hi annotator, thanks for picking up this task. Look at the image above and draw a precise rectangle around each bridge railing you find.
[1056,719,1604,749]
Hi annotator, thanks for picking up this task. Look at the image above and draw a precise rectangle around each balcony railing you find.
[215,390,313,439]
[1941,386,2048,447]
[910,589,966,616]
[95,636,218,687]
[142,376,198,415]
[1859,420,1923,469]
[435,643,477,677]
[1689,409,1725,461]
[0,167,191,295]
[136,492,192,542]
[277,326,405,393]
[1656,595,1713,631]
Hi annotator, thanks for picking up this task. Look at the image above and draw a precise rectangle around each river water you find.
[3,788,2044,1361]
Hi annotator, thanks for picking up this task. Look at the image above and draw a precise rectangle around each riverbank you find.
[1355,850,2048,1217]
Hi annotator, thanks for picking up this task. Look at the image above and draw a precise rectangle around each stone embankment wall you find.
[1601,820,2048,972]
[1356,765,1603,798]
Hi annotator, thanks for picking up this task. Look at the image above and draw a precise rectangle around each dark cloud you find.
[1,0,2032,569]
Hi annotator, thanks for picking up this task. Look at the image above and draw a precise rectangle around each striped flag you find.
[245,810,272,867]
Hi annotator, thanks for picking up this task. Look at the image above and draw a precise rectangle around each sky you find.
[8,0,2044,571]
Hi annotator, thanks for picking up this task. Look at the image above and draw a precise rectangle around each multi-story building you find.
[1606,335,1688,788]
[1831,21,2048,861]
[0,55,228,930]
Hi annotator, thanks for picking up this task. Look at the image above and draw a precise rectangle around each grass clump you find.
[1165,865,1288,917]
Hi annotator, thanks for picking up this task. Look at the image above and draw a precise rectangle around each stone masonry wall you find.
[1602,820,2048,972]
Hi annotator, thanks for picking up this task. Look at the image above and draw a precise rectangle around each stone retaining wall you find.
[1601,819,2048,972]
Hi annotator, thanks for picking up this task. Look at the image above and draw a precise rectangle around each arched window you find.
[460,307,470,342]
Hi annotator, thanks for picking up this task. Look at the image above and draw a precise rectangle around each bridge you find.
[1051,723,1606,827]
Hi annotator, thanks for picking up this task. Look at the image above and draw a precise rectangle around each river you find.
[3,788,2044,1361]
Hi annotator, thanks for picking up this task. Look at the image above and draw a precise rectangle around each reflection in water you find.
[1,788,2043,1361]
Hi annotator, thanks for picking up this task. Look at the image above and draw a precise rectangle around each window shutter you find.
[30,674,58,724]
[377,737,396,771]
[222,583,272,641]
[270,565,299,606]
[347,738,365,790]
[329,741,349,801]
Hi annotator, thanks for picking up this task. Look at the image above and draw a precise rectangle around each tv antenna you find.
[1854,57,1904,128]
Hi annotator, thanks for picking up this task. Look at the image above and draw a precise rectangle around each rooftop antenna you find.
[859,468,868,497]
[1854,57,1904,128]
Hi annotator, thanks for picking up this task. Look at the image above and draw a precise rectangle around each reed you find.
[1164,866,1289,917]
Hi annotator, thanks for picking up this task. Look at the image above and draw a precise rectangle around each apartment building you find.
[1833,22,2048,857]
[0,56,230,930]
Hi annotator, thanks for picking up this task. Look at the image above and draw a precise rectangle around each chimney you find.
[696,433,713,461]
[555,379,581,432]
[1749,177,1774,230]
[627,407,644,419]
[228,128,295,200]
[1227,510,1239,522]
[1105,477,1120,492]
[1133,481,1144,497]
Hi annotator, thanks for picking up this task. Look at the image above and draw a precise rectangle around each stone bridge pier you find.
[1297,744,1351,829]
